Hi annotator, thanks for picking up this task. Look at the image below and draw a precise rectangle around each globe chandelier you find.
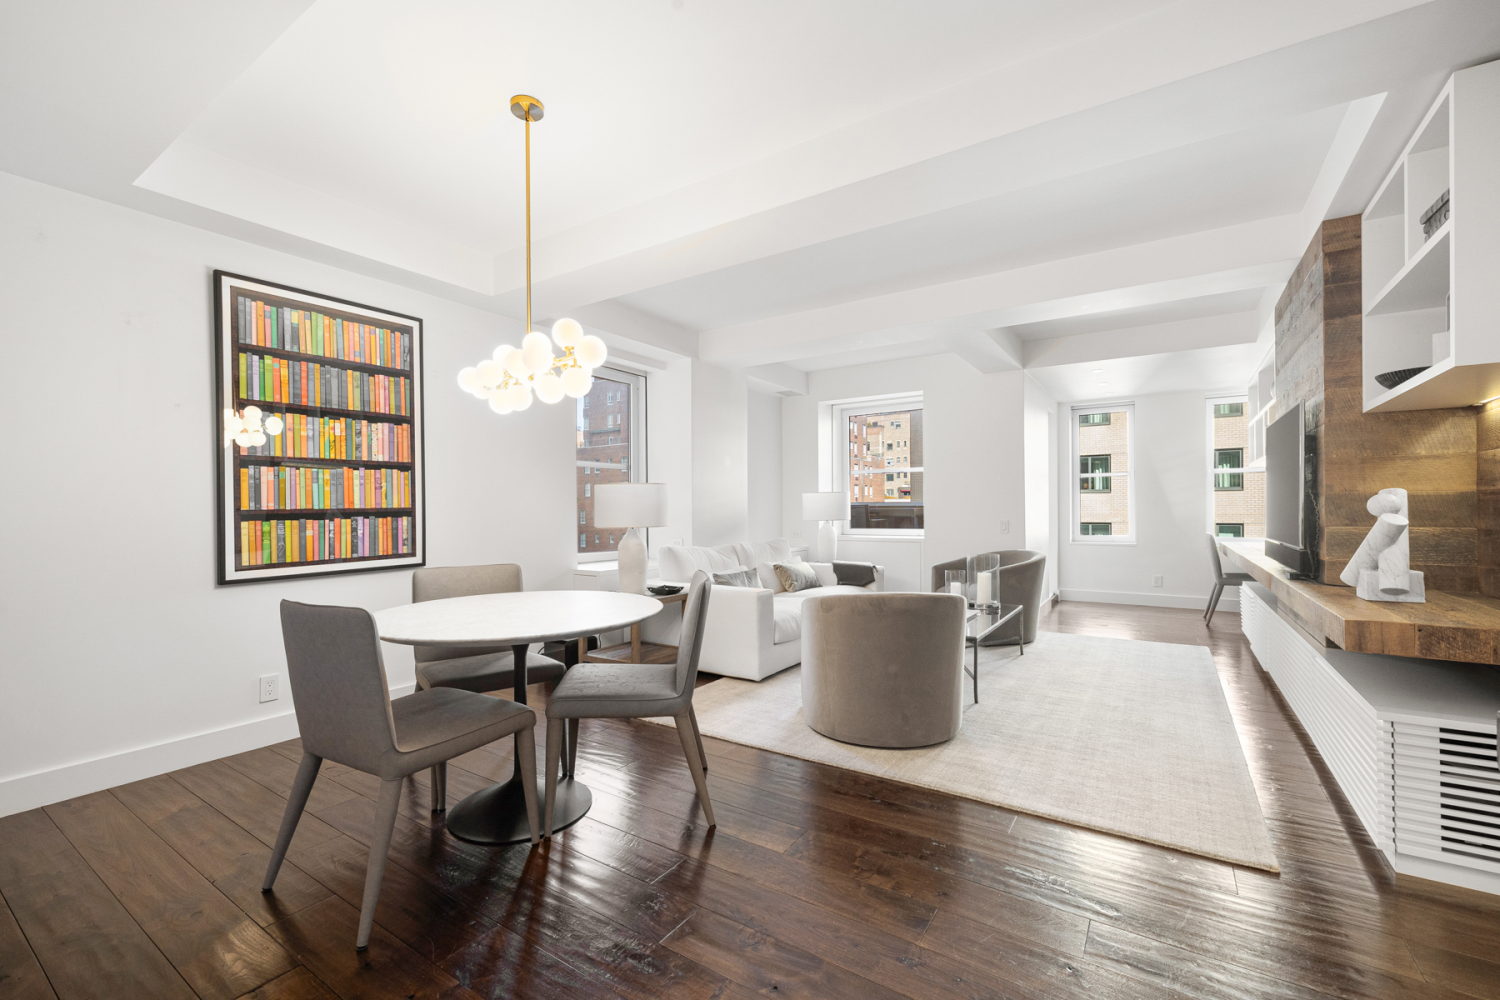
[458,95,606,414]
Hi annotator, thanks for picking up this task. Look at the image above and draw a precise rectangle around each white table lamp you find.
[594,483,668,594]
[802,491,850,562]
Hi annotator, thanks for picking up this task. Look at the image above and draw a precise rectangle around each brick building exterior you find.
[1212,405,1265,538]
[849,409,923,529]
[1078,410,1131,535]
[576,377,632,553]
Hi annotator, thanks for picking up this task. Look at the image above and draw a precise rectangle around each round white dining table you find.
[374,590,662,845]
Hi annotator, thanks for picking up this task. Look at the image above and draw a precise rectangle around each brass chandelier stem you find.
[524,108,532,336]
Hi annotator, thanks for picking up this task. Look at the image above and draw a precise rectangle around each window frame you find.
[1215,523,1245,538]
[835,393,924,539]
[1213,448,1245,491]
[1070,401,1135,544]
[576,365,647,564]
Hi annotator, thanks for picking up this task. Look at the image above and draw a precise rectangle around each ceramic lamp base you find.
[618,526,648,594]
[817,520,838,562]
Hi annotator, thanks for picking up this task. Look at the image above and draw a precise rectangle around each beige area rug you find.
[652,630,1278,871]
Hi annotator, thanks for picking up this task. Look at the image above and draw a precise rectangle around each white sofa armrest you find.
[808,562,884,591]
[640,585,782,679]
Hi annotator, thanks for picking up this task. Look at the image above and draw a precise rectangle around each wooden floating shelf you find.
[237,507,415,520]
[236,453,413,470]
[235,341,411,377]
[233,397,414,423]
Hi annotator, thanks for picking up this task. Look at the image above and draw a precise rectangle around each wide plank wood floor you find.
[4,601,1500,1000]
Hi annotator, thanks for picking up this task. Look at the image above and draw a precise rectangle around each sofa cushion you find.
[773,561,821,593]
[712,566,758,588]
[772,602,801,644]
[659,544,742,582]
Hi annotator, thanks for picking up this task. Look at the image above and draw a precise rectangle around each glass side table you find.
[964,602,1024,704]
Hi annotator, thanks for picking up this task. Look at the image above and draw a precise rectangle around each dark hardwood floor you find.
[4,601,1500,1000]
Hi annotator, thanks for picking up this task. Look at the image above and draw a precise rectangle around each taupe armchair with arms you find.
[262,600,539,951]
[411,564,566,811]
[543,571,716,835]
[930,550,1047,646]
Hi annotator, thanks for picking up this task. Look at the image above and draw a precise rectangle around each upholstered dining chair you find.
[1204,533,1254,625]
[543,571,715,835]
[412,564,566,811]
[263,600,539,951]
[930,550,1047,647]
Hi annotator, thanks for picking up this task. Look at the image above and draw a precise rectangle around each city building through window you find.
[577,368,646,558]
[1072,404,1134,541]
[838,395,924,534]
[1207,396,1265,538]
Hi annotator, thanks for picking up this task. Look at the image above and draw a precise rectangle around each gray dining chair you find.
[262,600,539,951]
[543,571,715,835]
[930,550,1047,646]
[412,564,566,811]
[1205,533,1254,625]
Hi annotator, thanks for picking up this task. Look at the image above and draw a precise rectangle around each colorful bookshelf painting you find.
[214,272,424,583]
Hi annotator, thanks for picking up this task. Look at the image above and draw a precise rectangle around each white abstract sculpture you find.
[1339,488,1425,603]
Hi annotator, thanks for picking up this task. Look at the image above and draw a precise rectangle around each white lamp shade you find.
[802,491,850,521]
[594,482,668,528]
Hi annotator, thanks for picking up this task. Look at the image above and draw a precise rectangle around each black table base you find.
[444,642,592,845]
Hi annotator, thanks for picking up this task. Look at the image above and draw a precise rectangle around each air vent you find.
[1392,722,1500,873]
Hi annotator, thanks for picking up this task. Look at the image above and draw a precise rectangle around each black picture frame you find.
[212,271,425,584]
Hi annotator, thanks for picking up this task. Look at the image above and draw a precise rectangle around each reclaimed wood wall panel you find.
[1480,399,1500,597]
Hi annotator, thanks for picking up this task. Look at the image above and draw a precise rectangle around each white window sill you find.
[840,533,924,541]
[1070,537,1137,545]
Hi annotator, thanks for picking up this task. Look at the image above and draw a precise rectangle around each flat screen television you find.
[1264,400,1312,576]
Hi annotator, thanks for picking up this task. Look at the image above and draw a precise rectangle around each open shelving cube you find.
[213,272,424,584]
[1362,60,1500,412]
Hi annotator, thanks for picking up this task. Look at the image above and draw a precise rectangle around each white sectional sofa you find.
[643,539,883,681]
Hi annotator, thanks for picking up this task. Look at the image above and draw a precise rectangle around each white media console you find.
[1240,582,1500,894]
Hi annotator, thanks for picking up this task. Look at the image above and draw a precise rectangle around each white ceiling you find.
[5,0,1500,399]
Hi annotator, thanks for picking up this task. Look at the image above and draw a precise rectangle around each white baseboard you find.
[1060,588,1235,613]
[0,681,417,818]
[1394,851,1500,896]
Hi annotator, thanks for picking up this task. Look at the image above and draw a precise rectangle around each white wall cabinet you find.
[1362,60,1500,412]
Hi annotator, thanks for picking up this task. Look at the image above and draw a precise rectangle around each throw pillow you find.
[832,560,877,587]
[773,561,821,593]
[712,566,759,588]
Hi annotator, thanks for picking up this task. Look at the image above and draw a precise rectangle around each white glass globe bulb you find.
[234,431,253,447]
[522,331,553,375]
[457,366,481,393]
[263,415,284,436]
[488,394,513,415]
[242,405,262,423]
[502,346,531,378]
[476,359,504,388]
[491,344,514,363]
[249,430,267,447]
[577,334,608,368]
[561,367,593,398]
[507,382,533,411]
[551,317,584,348]
[535,372,566,404]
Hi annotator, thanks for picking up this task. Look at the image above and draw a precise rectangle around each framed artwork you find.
[213,271,425,584]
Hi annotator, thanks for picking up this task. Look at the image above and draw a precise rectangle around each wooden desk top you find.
[1219,540,1500,665]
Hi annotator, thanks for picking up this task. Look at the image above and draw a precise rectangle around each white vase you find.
[617,526,648,594]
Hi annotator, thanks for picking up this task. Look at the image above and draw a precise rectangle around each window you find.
[1207,396,1265,539]
[1214,448,1244,490]
[836,395,924,535]
[1079,455,1111,492]
[577,367,647,559]
[1072,403,1134,542]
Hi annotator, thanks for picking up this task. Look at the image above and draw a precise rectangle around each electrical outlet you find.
[997,520,1009,533]
[1152,575,1164,588]
[259,674,279,703]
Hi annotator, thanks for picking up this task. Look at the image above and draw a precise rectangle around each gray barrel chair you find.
[263,600,539,951]
[412,564,566,811]
[543,571,716,835]
[802,592,968,747]
[930,550,1046,647]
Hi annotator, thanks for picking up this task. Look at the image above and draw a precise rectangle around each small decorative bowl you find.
[647,584,683,596]
[1375,367,1430,390]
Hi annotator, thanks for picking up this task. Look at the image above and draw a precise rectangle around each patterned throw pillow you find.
[772,561,821,593]
[712,566,759,588]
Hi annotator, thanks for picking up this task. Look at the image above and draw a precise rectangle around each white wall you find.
[1023,375,1060,600]
[746,389,784,541]
[690,361,750,547]
[0,171,578,815]
[1056,389,1226,611]
[647,358,693,555]
[782,354,1028,593]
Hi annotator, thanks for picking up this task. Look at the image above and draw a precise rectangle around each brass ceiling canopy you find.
[510,95,544,122]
